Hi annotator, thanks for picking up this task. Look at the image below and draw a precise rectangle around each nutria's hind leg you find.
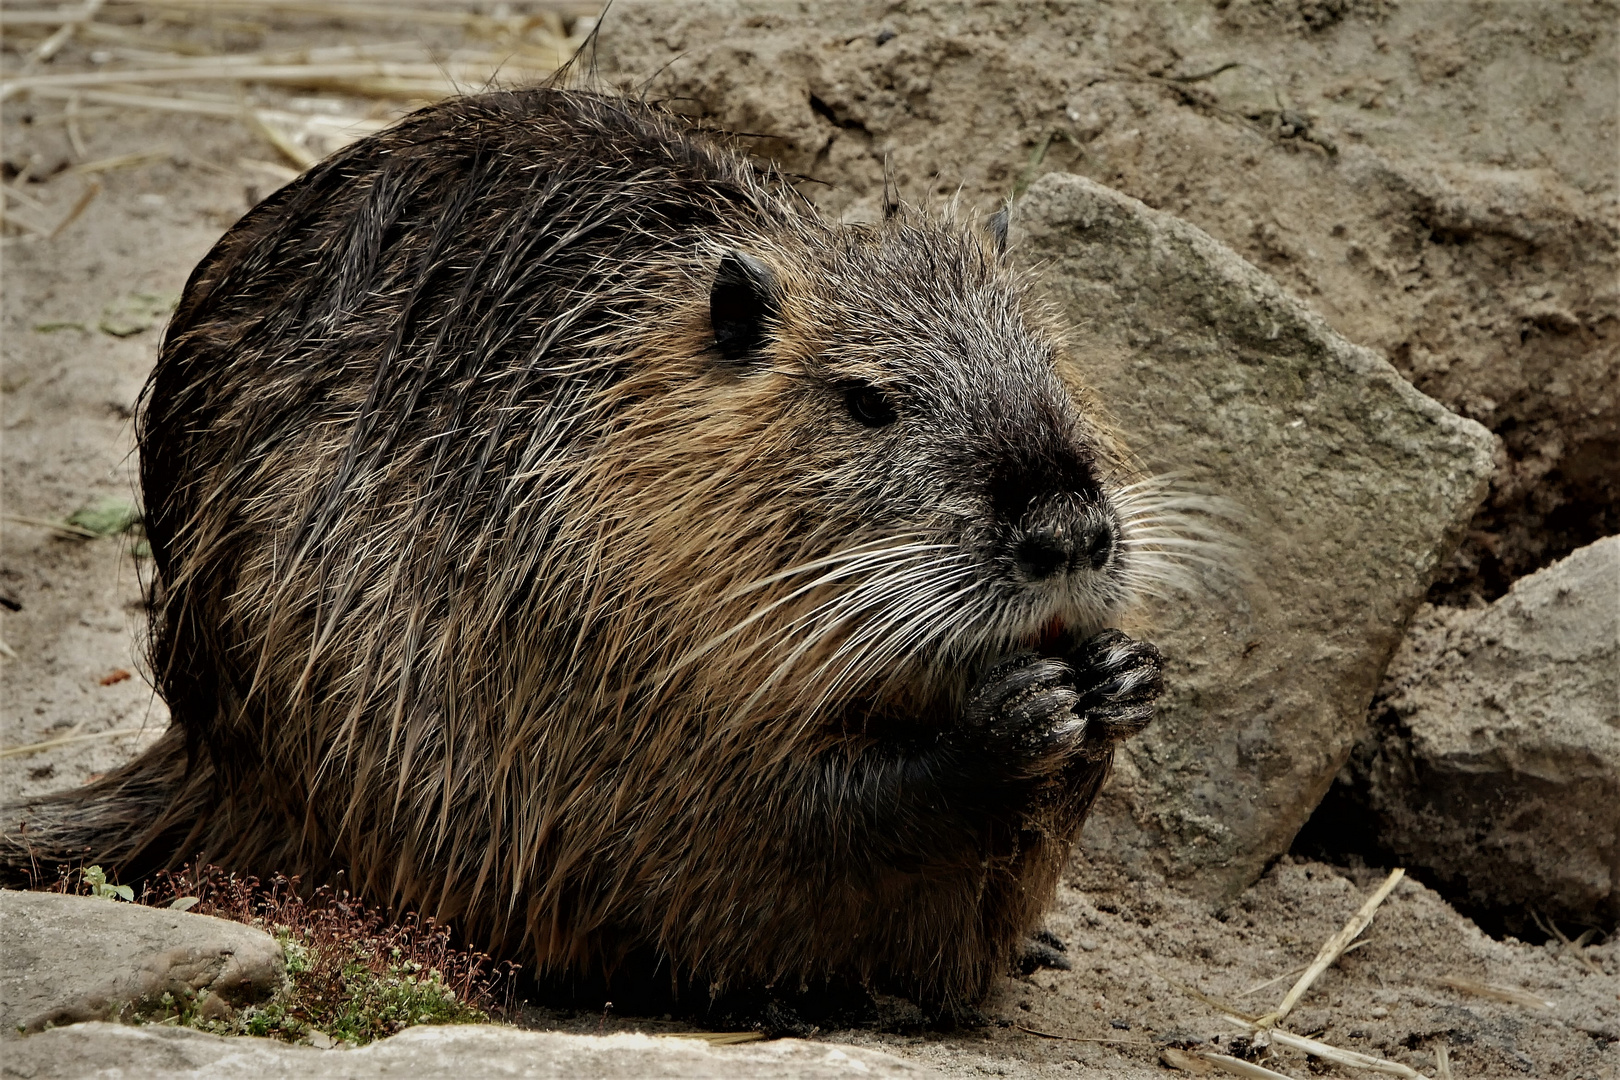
[1016,928,1072,974]
[706,978,992,1035]
[705,980,882,1036]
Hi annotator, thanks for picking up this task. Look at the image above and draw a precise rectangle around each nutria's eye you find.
[844,383,898,428]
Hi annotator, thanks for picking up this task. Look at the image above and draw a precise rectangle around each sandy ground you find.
[524,858,1619,1079]
[2,7,1617,1079]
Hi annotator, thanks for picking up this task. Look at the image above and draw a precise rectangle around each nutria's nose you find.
[1016,528,1071,580]
[1015,519,1115,580]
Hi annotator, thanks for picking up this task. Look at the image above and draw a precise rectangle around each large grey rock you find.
[1347,536,1620,928]
[1014,173,1496,898]
[1,1022,932,1078]
[0,890,285,1036]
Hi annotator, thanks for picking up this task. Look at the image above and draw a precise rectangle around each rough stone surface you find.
[1014,173,1496,897]
[596,0,1618,606]
[0,890,285,1037]
[1334,536,1620,928]
[0,1022,932,1078]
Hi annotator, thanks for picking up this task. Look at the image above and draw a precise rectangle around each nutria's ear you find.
[987,206,1011,257]
[710,250,780,366]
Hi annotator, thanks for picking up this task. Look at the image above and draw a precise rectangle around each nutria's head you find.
[570,206,1188,721]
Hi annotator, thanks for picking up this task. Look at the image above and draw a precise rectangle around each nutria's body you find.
[3,88,1184,1015]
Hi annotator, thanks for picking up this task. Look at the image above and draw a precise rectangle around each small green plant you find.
[65,497,142,538]
[80,865,134,902]
[98,291,178,338]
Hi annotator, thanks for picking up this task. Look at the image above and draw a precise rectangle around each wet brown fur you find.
[2,88,1195,1014]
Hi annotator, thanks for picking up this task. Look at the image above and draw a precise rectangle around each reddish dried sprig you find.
[143,864,519,1018]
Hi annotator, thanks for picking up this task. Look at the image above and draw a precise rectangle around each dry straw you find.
[0,727,150,759]
[1150,868,1431,1080]
[1434,975,1555,1011]
[1257,867,1406,1029]
[1198,1052,1297,1080]
[0,0,593,242]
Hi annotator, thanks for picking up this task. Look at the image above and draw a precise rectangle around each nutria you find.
[3,87,1205,1019]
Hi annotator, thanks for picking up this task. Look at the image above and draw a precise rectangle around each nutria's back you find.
[5,87,1190,1020]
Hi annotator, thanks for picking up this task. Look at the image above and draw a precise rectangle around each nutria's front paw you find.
[1067,629,1163,758]
[958,653,1084,776]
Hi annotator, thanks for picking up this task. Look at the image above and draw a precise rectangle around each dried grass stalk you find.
[1,183,51,214]
[77,20,219,57]
[5,513,101,537]
[65,92,89,158]
[1235,940,1370,998]
[79,40,502,68]
[1533,909,1604,975]
[239,157,301,183]
[0,206,49,236]
[665,1032,767,1045]
[46,179,99,237]
[1263,868,1404,1026]
[0,185,54,235]
[23,86,387,139]
[0,727,148,759]
[1163,1047,1217,1074]
[1198,1052,1299,1079]
[1222,1017,1431,1079]
[2,11,103,27]
[1435,975,1555,1011]
[243,109,316,170]
[64,149,169,175]
[2,61,554,101]
[22,0,105,68]
[117,0,600,28]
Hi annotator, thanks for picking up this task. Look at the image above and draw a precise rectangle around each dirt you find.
[2,4,1616,1078]
[524,857,1619,1079]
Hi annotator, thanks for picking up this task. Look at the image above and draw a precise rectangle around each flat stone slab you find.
[1353,536,1620,926]
[1015,173,1496,898]
[0,890,285,1037]
[2,1022,933,1078]
[0,892,928,1075]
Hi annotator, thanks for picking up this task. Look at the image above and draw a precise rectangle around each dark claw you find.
[1030,928,1067,951]
[1016,930,1073,974]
